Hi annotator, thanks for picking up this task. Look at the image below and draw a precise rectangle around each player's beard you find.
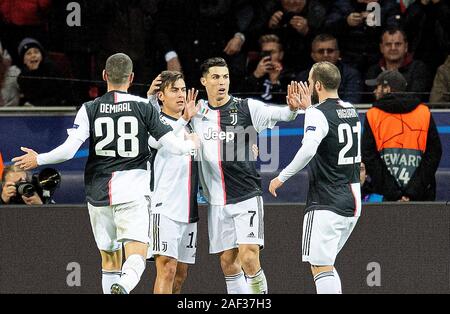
[312,86,319,105]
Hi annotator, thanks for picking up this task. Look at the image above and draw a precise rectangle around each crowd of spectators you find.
[0,0,449,107]
[0,1,446,204]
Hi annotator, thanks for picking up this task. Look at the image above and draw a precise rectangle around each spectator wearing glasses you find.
[296,34,363,104]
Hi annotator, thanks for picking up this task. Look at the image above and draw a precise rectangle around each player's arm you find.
[249,82,313,132]
[269,108,328,197]
[148,135,162,150]
[248,99,298,133]
[146,102,199,155]
[12,106,89,170]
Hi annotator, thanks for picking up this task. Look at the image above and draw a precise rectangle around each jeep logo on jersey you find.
[204,128,234,143]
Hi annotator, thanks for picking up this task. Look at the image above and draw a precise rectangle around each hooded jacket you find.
[362,93,442,201]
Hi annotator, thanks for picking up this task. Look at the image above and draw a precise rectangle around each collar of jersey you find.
[160,111,179,122]
[313,97,340,108]
[206,96,233,111]
[108,90,128,94]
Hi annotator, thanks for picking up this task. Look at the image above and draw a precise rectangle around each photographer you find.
[1,165,43,205]
[243,34,294,103]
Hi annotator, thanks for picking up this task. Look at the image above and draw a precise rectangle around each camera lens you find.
[16,182,36,198]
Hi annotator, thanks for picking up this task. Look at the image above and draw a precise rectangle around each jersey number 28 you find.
[338,122,361,165]
[94,116,139,158]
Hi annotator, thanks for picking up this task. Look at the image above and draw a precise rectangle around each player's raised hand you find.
[286,81,301,111]
[269,177,284,198]
[298,81,313,110]
[147,74,163,97]
[12,147,38,171]
[183,88,200,121]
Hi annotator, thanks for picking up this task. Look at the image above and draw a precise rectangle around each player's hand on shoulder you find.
[269,177,284,198]
[12,147,38,171]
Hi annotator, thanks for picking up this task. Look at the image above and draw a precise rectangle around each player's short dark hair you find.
[159,71,185,93]
[105,53,133,85]
[310,61,341,91]
[381,26,408,43]
[312,34,339,50]
[200,57,228,77]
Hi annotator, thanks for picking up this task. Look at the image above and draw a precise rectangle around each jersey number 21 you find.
[338,122,361,165]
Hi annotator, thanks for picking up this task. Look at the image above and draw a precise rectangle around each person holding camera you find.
[0,165,43,205]
[244,34,294,103]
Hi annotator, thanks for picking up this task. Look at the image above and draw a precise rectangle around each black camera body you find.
[280,12,297,28]
[260,50,272,61]
[11,168,61,204]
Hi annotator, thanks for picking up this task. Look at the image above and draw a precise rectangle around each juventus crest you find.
[230,110,238,126]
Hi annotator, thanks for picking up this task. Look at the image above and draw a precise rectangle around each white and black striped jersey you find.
[68,91,172,206]
[305,98,362,217]
[191,96,297,206]
[149,112,199,224]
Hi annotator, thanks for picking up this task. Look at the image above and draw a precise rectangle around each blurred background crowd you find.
[0,0,449,107]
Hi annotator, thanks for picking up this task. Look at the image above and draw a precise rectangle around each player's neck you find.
[319,91,339,103]
[107,84,129,93]
[162,107,182,119]
[208,95,231,108]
